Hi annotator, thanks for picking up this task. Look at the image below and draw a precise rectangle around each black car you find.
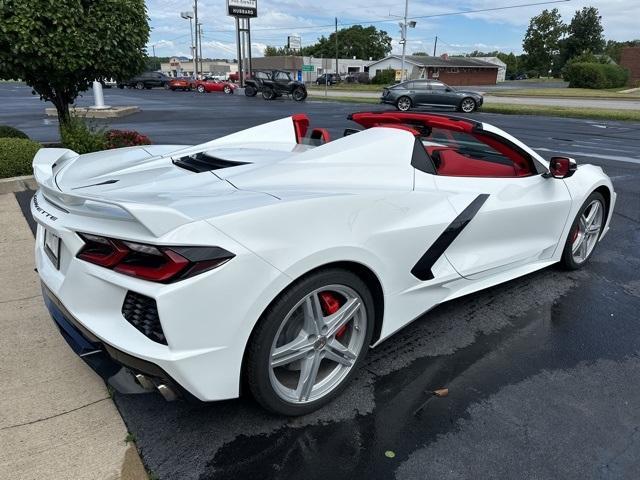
[315,73,341,85]
[380,79,483,113]
[118,72,171,90]
[244,70,307,101]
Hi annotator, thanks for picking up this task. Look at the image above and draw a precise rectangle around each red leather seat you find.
[427,147,518,177]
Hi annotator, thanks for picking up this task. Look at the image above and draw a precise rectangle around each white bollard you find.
[91,80,110,109]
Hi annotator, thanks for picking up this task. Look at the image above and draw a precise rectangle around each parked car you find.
[32,111,615,415]
[118,72,171,90]
[381,79,483,113]
[315,73,341,85]
[515,73,529,80]
[344,72,370,84]
[167,77,195,91]
[245,70,307,101]
[195,78,236,94]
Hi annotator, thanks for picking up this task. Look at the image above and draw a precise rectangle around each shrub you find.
[0,138,41,178]
[372,68,397,85]
[60,117,106,154]
[563,62,630,89]
[0,125,29,139]
[105,130,151,149]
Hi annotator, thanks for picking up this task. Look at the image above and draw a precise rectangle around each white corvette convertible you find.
[32,111,615,415]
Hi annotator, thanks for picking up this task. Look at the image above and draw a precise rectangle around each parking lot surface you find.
[5,84,640,479]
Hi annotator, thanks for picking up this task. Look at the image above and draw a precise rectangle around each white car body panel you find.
[31,113,616,401]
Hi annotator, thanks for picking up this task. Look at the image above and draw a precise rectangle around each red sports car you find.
[195,78,236,94]
[167,77,195,91]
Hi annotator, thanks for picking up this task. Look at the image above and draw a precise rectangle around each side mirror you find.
[546,156,577,179]
[445,87,452,92]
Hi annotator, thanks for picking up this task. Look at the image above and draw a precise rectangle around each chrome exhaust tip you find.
[134,373,155,391]
[157,384,178,401]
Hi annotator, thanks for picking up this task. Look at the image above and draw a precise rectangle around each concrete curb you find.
[0,192,148,480]
[45,106,140,118]
[0,175,37,194]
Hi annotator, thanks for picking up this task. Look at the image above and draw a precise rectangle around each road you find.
[5,83,640,480]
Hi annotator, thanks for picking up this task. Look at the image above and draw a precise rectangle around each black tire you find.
[292,87,307,101]
[170,87,176,91]
[117,84,125,89]
[560,191,606,270]
[459,97,477,113]
[224,85,232,94]
[262,88,276,100]
[197,85,205,93]
[135,81,145,90]
[396,96,412,111]
[246,268,375,416]
[164,83,170,90]
[245,86,257,97]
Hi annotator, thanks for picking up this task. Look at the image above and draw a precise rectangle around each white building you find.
[160,57,237,78]
[474,57,507,82]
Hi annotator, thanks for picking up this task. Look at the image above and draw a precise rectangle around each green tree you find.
[522,8,566,76]
[264,45,291,56]
[496,52,518,77]
[0,0,149,126]
[564,7,605,60]
[300,25,392,60]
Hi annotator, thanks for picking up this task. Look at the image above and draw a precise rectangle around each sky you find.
[146,0,640,60]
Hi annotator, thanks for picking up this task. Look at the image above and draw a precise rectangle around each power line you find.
[201,0,571,34]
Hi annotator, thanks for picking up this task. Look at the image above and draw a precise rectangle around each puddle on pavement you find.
[199,264,640,480]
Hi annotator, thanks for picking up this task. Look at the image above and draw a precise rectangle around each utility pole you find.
[335,17,339,76]
[198,23,204,75]
[193,0,199,79]
[400,0,408,81]
[433,36,438,57]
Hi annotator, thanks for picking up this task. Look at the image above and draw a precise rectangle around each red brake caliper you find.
[319,292,348,338]
[571,225,579,243]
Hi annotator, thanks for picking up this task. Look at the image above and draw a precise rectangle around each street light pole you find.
[400,0,409,81]
[193,0,199,79]
[180,11,195,66]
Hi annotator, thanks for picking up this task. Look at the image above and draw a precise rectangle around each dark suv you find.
[315,73,341,85]
[244,70,307,101]
[381,79,483,113]
[118,72,171,90]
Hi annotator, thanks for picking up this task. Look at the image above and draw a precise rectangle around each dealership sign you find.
[227,0,257,17]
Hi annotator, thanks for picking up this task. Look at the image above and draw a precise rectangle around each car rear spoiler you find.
[32,148,193,237]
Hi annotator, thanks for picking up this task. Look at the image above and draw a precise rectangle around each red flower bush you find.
[105,129,151,149]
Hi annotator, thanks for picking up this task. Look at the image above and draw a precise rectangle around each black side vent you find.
[173,152,249,173]
[122,291,167,345]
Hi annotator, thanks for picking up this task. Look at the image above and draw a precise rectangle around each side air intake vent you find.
[173,152,248,173]
[122,291,167,345]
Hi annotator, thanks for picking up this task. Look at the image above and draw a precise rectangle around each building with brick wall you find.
[367,54,499,86]
[620,46,640,86]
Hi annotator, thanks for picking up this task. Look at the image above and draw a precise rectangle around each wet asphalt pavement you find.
[5,84,640,479]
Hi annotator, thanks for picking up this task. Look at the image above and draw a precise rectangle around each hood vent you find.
[173,152,249,173]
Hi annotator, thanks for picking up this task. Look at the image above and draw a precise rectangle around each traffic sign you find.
[302,64,315,72]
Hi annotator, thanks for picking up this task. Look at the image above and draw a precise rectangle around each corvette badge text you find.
[33,195,58,221]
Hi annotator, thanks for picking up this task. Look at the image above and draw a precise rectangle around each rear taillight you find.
[76,233,234,283]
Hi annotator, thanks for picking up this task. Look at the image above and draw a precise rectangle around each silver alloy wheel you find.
[197,85,205,93]
[397,97,411,111]
[461,98,476,113]
[571,199,603,264]
[224,85,231,94]
[268,285,367,404]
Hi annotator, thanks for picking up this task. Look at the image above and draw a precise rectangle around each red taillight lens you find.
[76,233,234,283]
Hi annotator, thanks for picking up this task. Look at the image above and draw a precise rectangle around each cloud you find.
[146,0,640,58]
